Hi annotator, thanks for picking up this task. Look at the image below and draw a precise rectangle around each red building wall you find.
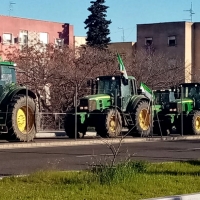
[0,15,74,59]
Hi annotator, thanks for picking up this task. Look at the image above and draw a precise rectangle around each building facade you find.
[74,36,86,48]
[0,15,74,59]
[136,21,200,82]
[108,42,136,60]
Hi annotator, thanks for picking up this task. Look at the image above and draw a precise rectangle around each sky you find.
[0,0,199,42]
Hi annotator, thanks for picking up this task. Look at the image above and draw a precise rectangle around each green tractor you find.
[152,89,176,136]
[0,61,39,141]
[64,75,152,138]
[167,83,200,135]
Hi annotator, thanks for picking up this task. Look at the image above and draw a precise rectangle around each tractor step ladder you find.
[123,113,134,126]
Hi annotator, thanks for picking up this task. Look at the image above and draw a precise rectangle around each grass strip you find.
[0,160,200,200]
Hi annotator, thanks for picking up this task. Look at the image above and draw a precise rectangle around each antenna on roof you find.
[118,27,125,42]
[9,1,16,16]
[183,2,195,22]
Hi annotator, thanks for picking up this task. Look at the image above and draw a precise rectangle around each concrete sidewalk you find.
[144,192,200,199]
[0,133,200,149]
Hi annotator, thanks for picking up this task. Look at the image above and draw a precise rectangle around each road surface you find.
[0,139,200,176]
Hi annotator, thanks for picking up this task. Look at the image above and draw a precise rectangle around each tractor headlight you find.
[170,109,172,111]
[84,106,88,110]
[173,108,177,111]
[80,107,83,110]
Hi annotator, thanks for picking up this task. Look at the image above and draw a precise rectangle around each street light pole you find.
[26,84,28,135]
[74,84,77,140]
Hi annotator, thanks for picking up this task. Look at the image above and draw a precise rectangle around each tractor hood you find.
[169,98,193,107]
[79,94,112,112]
[175,98,193,104]
[169,98,193,113]
[83,94,111,100]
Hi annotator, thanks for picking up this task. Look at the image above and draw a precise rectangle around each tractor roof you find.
[97,75,135,80]
[179,83,200,87]
[153,89,171,92]
[0,61,16,66]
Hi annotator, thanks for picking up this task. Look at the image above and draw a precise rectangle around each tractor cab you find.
[153,89,176,111]
[96,75,137,111]
[174,83,200,113]
[0,61,16,85]
[0,61,17,94]
[82,75,137,112]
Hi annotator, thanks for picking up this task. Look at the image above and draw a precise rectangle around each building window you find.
[39,32,48,44]
[2,33,12,44]
[19,30,28,44]
[168,36,176,46]
[145,37,153,45]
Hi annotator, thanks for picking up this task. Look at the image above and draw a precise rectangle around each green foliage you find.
[1,161,200,200]
[92,161,148,184]
[84,0,112,49]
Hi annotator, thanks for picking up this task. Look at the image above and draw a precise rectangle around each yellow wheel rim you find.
[195,116,200,131]
[139,109,150,131]
[17,108,26,132]
[16,106,34,134]
[109,115,116,133]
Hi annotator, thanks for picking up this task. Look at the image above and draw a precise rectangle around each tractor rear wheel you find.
[7,95,38,142]
[64,111,86,139]
[132,101,151,137]
[96,109,122,138]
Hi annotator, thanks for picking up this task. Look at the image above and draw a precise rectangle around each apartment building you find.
[0,15,74,59]
[136,21,200,82]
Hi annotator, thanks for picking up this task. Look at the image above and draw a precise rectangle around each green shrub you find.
[92,160,148,184]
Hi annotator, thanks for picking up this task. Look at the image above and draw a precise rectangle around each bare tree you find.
[3,43,119,113]
[123,49,190,90]
[3,43,190,112]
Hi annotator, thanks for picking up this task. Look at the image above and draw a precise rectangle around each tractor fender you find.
[0,88,36,112]
[127,95,150,112]
[10,88,37,100]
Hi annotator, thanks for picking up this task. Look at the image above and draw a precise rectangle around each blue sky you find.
[0,0,199,42]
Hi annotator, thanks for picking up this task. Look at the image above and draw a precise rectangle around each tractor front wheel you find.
[64,112,86,139]
[132,101,151,137]
[96,109,122,138]
[175,114,188,135]
[7,95,38,142]
[153,115,171,136]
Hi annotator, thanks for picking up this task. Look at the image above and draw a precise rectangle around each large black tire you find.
[188,110,200,135]
[64,111,86,139]
[132,101,151,137]
[153,114,171,136]
[7,95,38,142]
[96,109,122,138]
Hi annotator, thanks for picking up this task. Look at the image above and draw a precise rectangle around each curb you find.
[0,135,200,149]
[143,192,200,199]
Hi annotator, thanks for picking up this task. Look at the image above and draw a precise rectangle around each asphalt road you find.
[0,139,200,177]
